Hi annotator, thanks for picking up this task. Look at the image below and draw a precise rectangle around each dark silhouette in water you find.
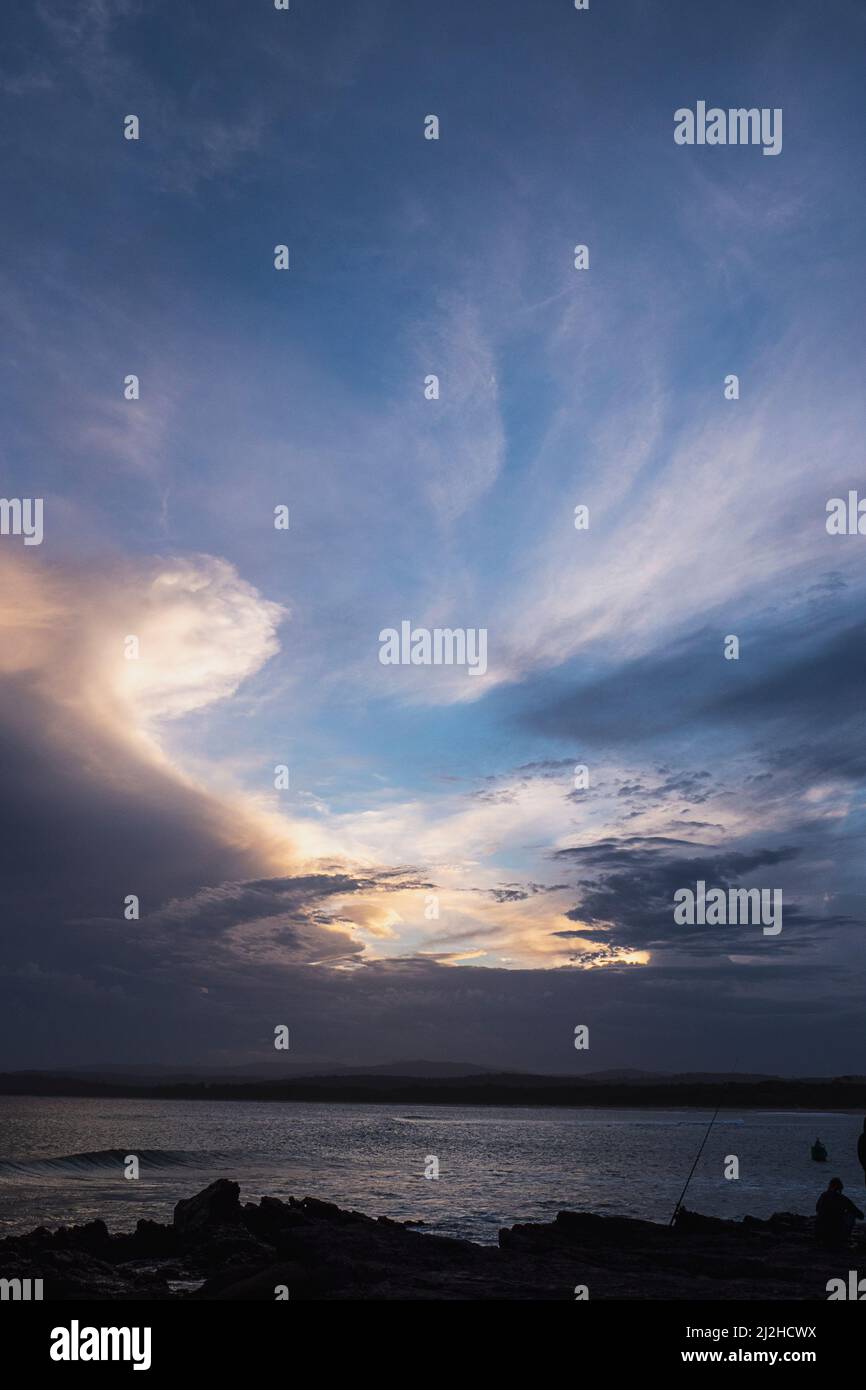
[811,1137,828,1161]
[858,1118,866,1185]
[815,1178,863,1249]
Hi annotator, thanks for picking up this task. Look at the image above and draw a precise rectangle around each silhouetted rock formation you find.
[1,1179,862,1300]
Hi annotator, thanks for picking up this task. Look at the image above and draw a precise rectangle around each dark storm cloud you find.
[551,836,857,958]
[520,610,866,785]
[0,555,391,1063]
[0,667,259,916]
[0,861,428,1066]
[149,953,866,1078]
[70,871,429,971]
[554,835,716,868]
[6,937,865,1076]
[513,592,866,990]
[150,872,425,936]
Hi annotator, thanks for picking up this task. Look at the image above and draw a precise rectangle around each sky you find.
[1,0,865,1074]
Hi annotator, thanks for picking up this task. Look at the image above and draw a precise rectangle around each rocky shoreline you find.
[1,1179,862,1300]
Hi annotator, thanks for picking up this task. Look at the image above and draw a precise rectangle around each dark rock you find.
[131,1218,178,1258]
[48,1219,112,1255]
[295,1196,367,1224]
[173,1178,241,1239]
[674,1207,745,1235]
[3,1180,863,1300]
[240,1195,301,1240]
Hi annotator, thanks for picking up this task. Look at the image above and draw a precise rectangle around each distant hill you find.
[1,1069,864,1110]
[338,1060,499,1078]
[581,1070,785,1084]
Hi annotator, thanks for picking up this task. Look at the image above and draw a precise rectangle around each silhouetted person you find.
[815,1178,863,1249]
[811,1137,828,1162]
[858,1119,866,1186]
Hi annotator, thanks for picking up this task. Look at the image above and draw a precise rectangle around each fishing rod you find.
[668,1103,722,1226]
[669,1062,739,1227]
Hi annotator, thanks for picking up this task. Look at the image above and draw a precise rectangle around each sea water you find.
[0,1096,861,1244]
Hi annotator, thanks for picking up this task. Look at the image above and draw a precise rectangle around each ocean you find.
[0,1096,862,1244]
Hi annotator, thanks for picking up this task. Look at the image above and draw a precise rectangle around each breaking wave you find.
[0,1148,234,1177]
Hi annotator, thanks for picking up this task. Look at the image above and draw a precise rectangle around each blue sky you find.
[1,0,866,1072]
